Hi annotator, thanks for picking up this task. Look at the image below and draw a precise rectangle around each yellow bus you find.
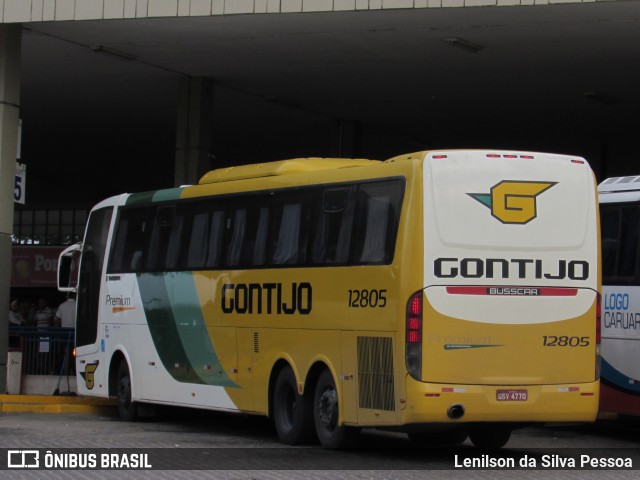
[58,150,600,448]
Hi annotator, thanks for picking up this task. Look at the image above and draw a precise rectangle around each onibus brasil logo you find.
[468,180,556,224]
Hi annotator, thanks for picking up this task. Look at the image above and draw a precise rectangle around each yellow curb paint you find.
[0,395,115,406]
[0,404,115,414]
[0,395,116,414]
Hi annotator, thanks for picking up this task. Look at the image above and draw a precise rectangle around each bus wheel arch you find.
[313,368,359,448]
[109,351,137,422]
[268,359,292,420]
[108,351,127,398]
[268,359,316,445]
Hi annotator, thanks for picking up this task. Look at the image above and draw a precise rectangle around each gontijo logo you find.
[468,180,556,224]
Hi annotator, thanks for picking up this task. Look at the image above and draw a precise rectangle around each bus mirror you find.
[58,243,82,293]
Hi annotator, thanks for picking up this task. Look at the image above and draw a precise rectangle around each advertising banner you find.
[11,246,65,288]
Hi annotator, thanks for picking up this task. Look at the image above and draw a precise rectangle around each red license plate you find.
[496,389,528,401]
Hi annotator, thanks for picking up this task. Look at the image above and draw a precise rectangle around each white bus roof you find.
[598,176,640,203]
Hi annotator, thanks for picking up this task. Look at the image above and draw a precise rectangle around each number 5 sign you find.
[15,161,26,204]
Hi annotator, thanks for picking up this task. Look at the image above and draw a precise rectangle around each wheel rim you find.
[317,386,338,432]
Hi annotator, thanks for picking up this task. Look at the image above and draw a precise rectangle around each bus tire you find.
[469,425,511,449]
[116,362,137,422]
[313,369,359,449]
[273,366,315,445]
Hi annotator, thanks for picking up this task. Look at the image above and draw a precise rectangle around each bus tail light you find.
[406,291,423,380]
[595,293,601,380]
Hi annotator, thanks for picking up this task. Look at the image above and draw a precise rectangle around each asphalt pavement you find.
[1,395,639,479]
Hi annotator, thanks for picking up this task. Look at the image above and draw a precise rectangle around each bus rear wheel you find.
[273,366,315,445]
[469,425,511,449]
[116,362,137,422]
[313,369,359,449]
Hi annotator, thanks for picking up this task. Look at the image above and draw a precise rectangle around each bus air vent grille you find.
[357,336,395,411]
[253,332,259,353]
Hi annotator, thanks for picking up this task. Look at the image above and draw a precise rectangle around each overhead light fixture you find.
[582,91,619,106]
[442,37,484,54]
[89,45,137,61]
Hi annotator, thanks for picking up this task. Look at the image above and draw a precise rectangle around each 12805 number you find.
[348,289,387,308]
[542,336,590,347]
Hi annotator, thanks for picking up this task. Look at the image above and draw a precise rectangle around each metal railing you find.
[8,326,75,376]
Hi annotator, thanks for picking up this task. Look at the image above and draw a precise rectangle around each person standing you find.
[8,299,25,325]
[34,298,54,330]
[54,293,76,328]
[54,293,77,378]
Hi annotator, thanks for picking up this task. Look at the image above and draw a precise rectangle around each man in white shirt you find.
[55,294,76,328]
[9,299,24,325]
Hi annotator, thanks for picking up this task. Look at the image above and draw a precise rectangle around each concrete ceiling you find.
[17,1,640,204]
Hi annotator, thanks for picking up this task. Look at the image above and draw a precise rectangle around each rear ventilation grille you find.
[253,332,259,353]
[357,336,395,411]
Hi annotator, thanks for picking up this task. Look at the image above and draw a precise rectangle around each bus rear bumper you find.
[402,376,599,424]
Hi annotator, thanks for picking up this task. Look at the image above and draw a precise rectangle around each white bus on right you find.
[599,176,640,416]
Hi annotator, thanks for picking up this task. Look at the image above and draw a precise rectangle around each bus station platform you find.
[0,394,116,414]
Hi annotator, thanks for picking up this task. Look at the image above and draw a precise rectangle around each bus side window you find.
[186,208,225,270]
[144,208,166,271]
[187,212,209,268]
[252,207,270,266]
[334,200,355,263]
[272,203,306,265]
[110,219,129,272]
[312,187,355,265]
[108,207,152,273]
[358,196,391,263]
[311,214,327,263]
[227,208,247,267]
[165,212,185,269]
[601,208,620,278]
[145,205,183,271]
[355,180,403,265]
[226,201,270,268]
[206,211,225,268]
[619,207,640,277]
[602,205,640,279]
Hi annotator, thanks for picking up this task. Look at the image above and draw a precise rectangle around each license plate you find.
[496,389,528,401]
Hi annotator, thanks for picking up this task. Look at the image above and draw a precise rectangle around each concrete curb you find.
[0,394,117,414]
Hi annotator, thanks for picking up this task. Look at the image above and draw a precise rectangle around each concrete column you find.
[174,77,214,186]
[0,25,22,391]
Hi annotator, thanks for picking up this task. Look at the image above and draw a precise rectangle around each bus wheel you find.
[313,369,359,448]
[469,425,511,449]
[273,367,314,445]
[116,362,137,422]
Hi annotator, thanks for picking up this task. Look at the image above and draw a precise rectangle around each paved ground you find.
[0,405,639,479]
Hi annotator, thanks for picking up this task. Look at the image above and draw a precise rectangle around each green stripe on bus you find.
[126,191,156,205]
[164,272,237,388]
[152,188,185,203]
[137,273,204,385]
[136,273,236,387]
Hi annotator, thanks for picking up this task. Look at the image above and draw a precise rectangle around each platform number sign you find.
[14,162,26,204]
